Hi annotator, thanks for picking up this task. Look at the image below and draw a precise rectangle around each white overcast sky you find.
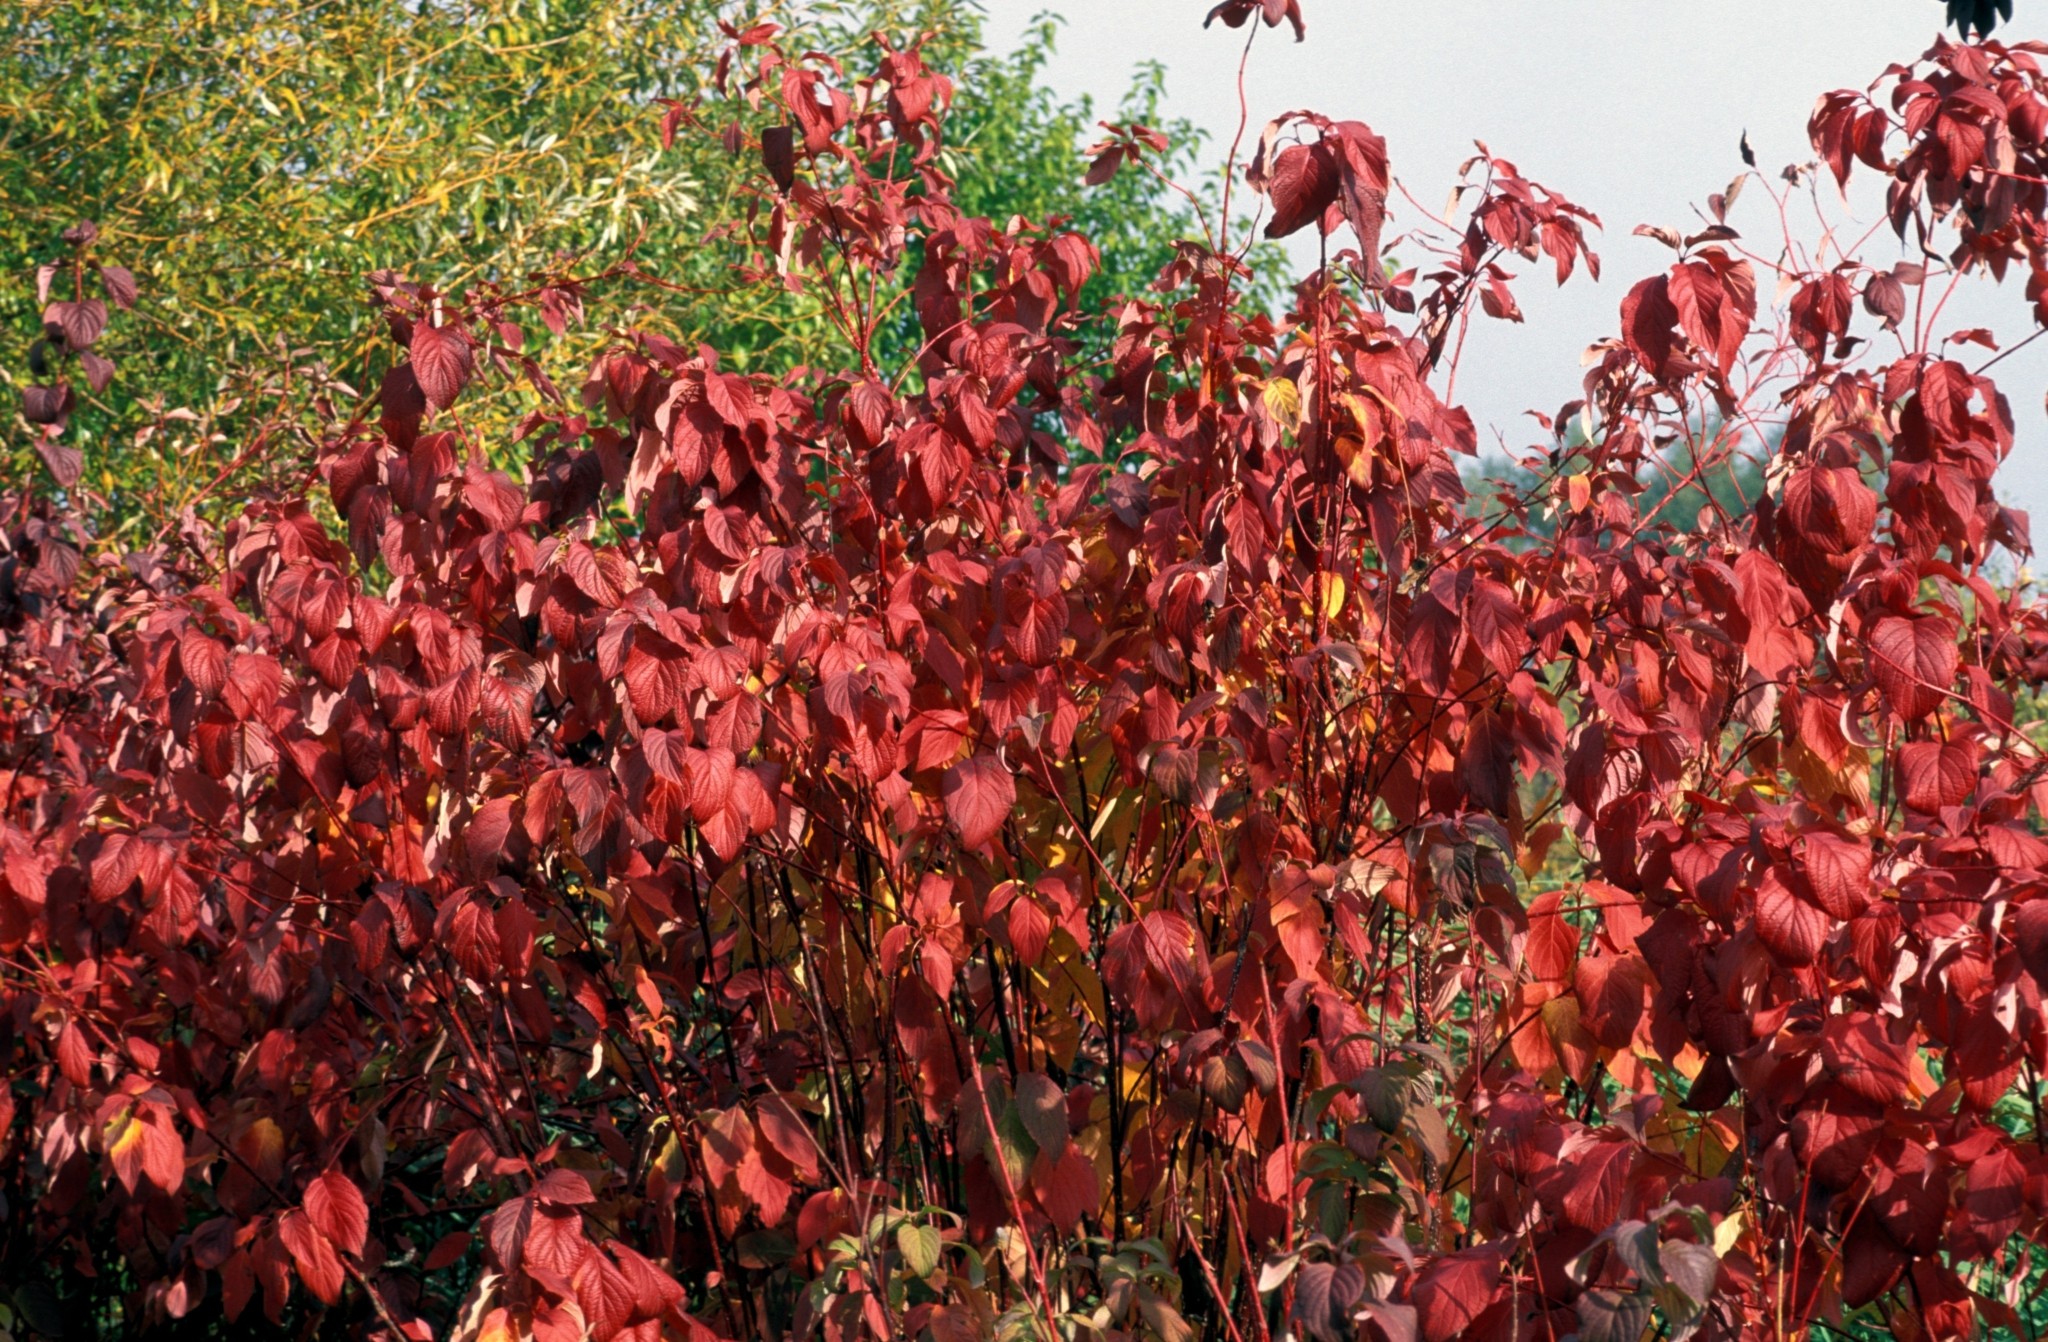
[973,0,2048,532]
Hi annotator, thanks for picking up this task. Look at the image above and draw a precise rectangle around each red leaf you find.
[1791,1105,1884,1190]
[524,1207,588,1278]
[701,801,749,861]
[378,362,427,445]
[411,321,474,410]
[1871,1144,1946,1255]
[1030,1144,1099,1228]
[705,373,757,428]
[736,1135,794,1223]
[1956,1144,2025,1256]
[1898,739,1979,812]
[756,1096,823,1182]
[2015,900,2048,986]
[1782,465,1878,559]
[1790,273,1854,359]
[1620,275,1678,379]
[1819,1014,1911,1105]
[481,674,535,750]
[79,350,114,393]
[1669,260,1734,377]
[1084,145,1125,186]
[686,746,737,822]
[1863,271,1906,330]
[625,641,689,724]
[44,298,107,349]
[35,435,82,485]
[942,752,1015,850]
[1205,0,1306,39]
[424,1232,472,1271]
[180,629,230,699]
[276,1210,345,1306]
[1756,871,1830,966]
[22,382,73,426]
[1464,578,1528,678]
[1412,1246,1502,1342]
[1332,120,1389,283]
[223,652,283,720]
[99,264,138,309]
[611,1242,685,1319]
[108,1103,183,1194]
[1841,1216,1907,1306]
[497,898,537,979]
[1572,953,1649,1049]
[424,665,480,737]
[1005,596,1066,666]
[1792,832,1872,920]
[1869,614,1958,722]
[303,1170,369,1257]
[574,1243,637,1342]
[1524,890,1577,984]
[1263,142,1341,239]
[761,125,796,192]
[56,1020,93,1087]
[1558,1136,1633,1229]
[560,767,613,830]
[1006,895,1052,966]
[1400,593,1460,694]
[534,1168,598,1207]
[1291,1260,1365,1342]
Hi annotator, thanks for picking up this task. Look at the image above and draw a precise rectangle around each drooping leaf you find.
[276,1210,345,1306]
[303,1170,369,1258]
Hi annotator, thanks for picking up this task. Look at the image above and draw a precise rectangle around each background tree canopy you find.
[2,0,1237,532]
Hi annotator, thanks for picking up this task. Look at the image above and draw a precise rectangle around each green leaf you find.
[897,1222,942,1280]
[995,1101,1038,1187]
[1013,1072,1068,1158]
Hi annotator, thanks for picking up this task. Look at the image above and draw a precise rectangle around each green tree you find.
[2,0,1231,532]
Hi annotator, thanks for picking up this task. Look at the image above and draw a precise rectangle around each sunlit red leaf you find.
[942,752,1015,850]
[411,321,474,410]
[303,1170,369,1258]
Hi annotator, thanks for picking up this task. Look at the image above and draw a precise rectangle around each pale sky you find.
[975,0,2048,531]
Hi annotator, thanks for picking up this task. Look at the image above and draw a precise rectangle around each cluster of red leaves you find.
[8,9,2048,1342]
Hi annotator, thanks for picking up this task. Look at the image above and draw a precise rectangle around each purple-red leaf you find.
[943,753,1016,850]
[411,321,474,411]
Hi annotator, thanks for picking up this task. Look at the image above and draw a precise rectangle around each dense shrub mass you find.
[7,6,2048,1341]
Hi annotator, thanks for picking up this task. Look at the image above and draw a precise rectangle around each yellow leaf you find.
[1261,377,1301,430]
[107,1112,147,1165]
[1050,951,1107,1029]
[1040,1011,1083,1072]
[1333,433,1372,489]
[1317,572,1346,621]
[243,1117,285,1169]
[1714,1210,1745,1256]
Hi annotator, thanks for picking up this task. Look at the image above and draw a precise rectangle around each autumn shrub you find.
[7,6,2048,1342]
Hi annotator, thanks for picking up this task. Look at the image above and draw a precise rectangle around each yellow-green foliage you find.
[3,0,1231,531]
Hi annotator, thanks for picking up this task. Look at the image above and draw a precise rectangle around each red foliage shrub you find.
[7,10,2048,1341]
